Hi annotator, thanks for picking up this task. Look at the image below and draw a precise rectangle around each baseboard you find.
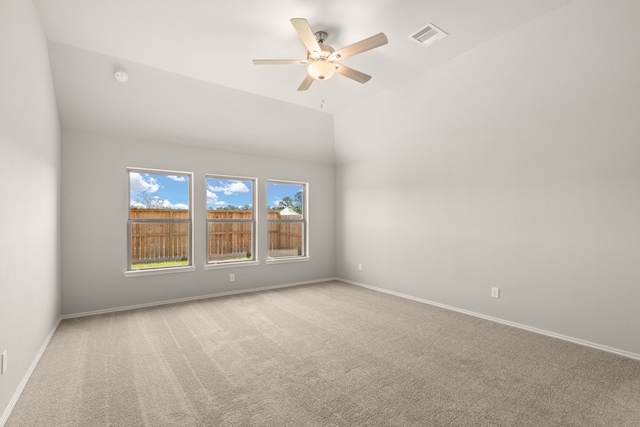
[61,277,338,319]
[2,277,337,425]
[0,317,61,427]
[14,276,633,427]
[338,278,640,362]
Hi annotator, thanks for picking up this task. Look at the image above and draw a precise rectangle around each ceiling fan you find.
[253,18,388,91]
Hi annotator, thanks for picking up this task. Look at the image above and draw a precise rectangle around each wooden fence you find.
[130,209,189,263]
[130,209,303,263]
[208,210,252,261]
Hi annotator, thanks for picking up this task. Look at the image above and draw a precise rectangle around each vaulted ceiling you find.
[34,0,571,161]
[35,0,570,112]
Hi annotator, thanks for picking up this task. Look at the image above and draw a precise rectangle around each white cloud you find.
[167,175,186,182]
[208,181,249,196]
[207,190,227,206]
[130,199,187,210]
[167,201,189,210]
[130,172,159,193]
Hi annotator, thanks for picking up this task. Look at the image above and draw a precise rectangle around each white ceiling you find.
[35,0,570,114]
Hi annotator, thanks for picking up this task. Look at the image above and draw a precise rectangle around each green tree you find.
[292,191,303,214]
[136,191,163,209]
[278,197,294,209]
[275,194,303,214]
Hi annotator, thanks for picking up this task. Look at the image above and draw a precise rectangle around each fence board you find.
[129,209,303,263]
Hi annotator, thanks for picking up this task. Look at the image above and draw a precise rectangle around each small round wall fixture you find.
[114,67,129,83]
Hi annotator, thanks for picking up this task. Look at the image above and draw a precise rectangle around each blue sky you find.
[130,172,303,210]
[267,182,303,209]
[207,178,252,209]
[130,172,189,209]
[207,180,303,209]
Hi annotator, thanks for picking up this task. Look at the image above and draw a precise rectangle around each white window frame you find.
[124,168,195,277]
[204,174,259,270]
[266,179,309,264]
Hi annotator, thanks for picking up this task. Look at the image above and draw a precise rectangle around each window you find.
[267,180,307,260]
[206,175,256,266]
[127,169,193,273]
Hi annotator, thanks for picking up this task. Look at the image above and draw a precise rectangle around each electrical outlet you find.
[491,287,500,298]
[1,350,7,375]
[229,273,235,282]
[358,263,363,272]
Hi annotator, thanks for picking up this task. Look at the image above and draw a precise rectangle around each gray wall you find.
[334,0,640,356]
[47,41,337,165]
[0,0,61,421]
[61,130,335,315]
[2,3,639,423]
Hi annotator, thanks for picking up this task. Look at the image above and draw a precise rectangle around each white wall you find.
[61,130,335,315]
[47,41,337,165]
[334,0,640,356]
[0,0,61,422]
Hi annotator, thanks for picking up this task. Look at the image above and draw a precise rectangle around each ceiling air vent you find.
[410,23,448,46]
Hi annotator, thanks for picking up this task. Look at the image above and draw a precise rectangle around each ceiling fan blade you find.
[253,59,308,65]
[331,32,388,60]
[290,18,321,55]
[297,73,314,91]
[335,64,372,84]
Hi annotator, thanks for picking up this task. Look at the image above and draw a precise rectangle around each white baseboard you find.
[2,278,337,425]
[0,318,61,427]
[338,278,640,362]
[61,277,338,319]
[10,275,633,427]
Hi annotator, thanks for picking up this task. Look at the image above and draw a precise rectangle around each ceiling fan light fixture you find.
[253,18,388,91]
[307,60,336,80]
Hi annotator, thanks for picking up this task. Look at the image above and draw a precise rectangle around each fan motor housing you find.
[308,44,335,61]
[314,31,329,43]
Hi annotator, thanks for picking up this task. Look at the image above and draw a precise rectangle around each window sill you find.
[204,260,260,270]
[123,265,197,278]
[266,256,310,265]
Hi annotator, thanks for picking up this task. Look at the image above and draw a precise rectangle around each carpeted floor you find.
[7,281,640,426]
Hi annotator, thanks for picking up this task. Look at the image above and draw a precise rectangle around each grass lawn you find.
[133,256,252,269]
[132,260,189,269]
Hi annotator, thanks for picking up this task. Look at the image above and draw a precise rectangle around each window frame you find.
[204,174,259,270]
[266,179,309,264]
[124,168,195,277]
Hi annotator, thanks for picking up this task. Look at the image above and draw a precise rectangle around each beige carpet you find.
[7,281,640,426]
